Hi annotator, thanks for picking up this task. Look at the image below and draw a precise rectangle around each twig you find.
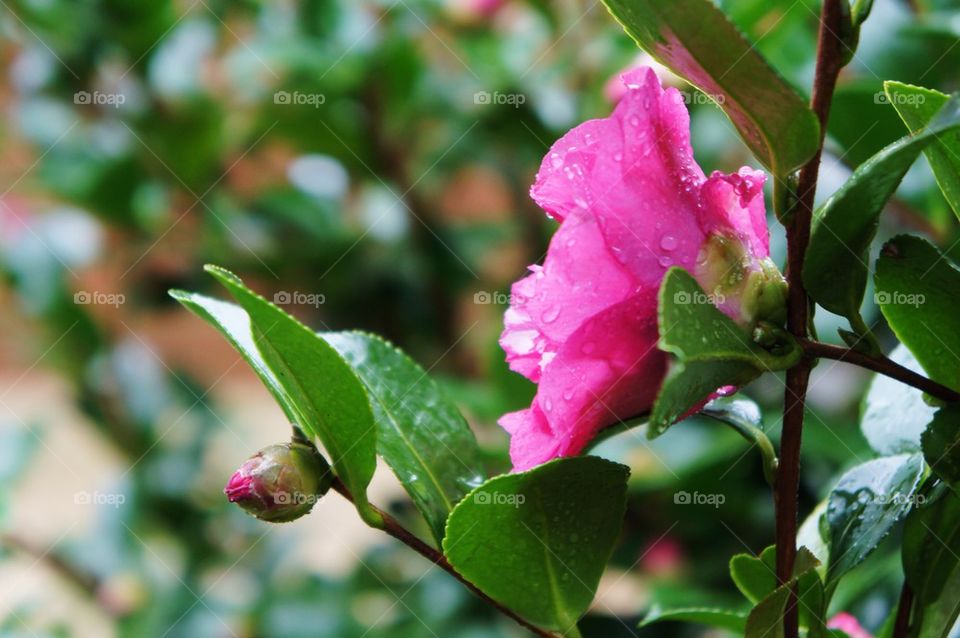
[802,340,960,402]
[0,532,100,594]
[330,477,562,638]
[777,2,847,637]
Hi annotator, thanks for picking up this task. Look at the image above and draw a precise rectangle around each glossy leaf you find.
[323,331,485,543]
[640,606,747,632]
[885,81,960,220]
[825,454,925,585]
[203,266,381,525]
[875,235,960,392]
[861,344,937,455]
[600,0,819,175]
[804,95,960,331]
[442,457,628,632]
[652,268,800,436]
[922,405,960,490]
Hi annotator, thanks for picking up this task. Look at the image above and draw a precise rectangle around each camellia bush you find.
[161,1,960,637]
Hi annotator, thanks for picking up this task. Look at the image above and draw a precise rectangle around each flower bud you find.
[694,234,788,328]
[224,441,332,522]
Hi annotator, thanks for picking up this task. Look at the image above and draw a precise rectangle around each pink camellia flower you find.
[827,612,873,638]
[499,67,786,471]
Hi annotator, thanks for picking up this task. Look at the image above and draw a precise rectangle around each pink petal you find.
[531,67,706,290]
[699,167,770,260]
[827,613,873,638]
[502,289,666,470]
[500,209,636,382]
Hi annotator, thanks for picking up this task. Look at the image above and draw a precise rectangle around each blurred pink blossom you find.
[827,612,873,638]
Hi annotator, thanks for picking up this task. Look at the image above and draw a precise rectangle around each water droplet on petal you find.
[658,255,673,268]
[660,235,678,251]
[542,307,560,323]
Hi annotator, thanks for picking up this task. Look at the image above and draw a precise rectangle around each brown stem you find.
[892,582,914,638]
[777,2,846,636]
[802,340,960,402]
[330,478,561,638]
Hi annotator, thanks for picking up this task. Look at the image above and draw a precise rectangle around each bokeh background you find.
[1,0,959,636]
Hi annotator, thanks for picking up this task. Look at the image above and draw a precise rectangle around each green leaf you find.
[743,549,822,638]
[825,454,925,586]
[803,95,960,331]
[861,344,937,455]
[202,266,381,525]
[322,331,485,543]
[730,545,777,604]
[885,82,960,221]
[875,235,960,392]
[640,606,746,632]
[745,585,791,638]
[169,290,299,423]
[443,457,628,632]
[903,486,960,606]
[913,566,960,638]
[922,405,960,490]
[600,0,819,176]
[652,268,800,436]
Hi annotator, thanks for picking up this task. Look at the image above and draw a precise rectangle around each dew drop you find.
[658,255,673,268]
[544,399,553,412]
[542,307,560,323]
[550,153,563,169]
[659,235,678,251]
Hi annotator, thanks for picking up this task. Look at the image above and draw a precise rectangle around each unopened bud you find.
[225,441,332,522]
[694,234,787,328]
